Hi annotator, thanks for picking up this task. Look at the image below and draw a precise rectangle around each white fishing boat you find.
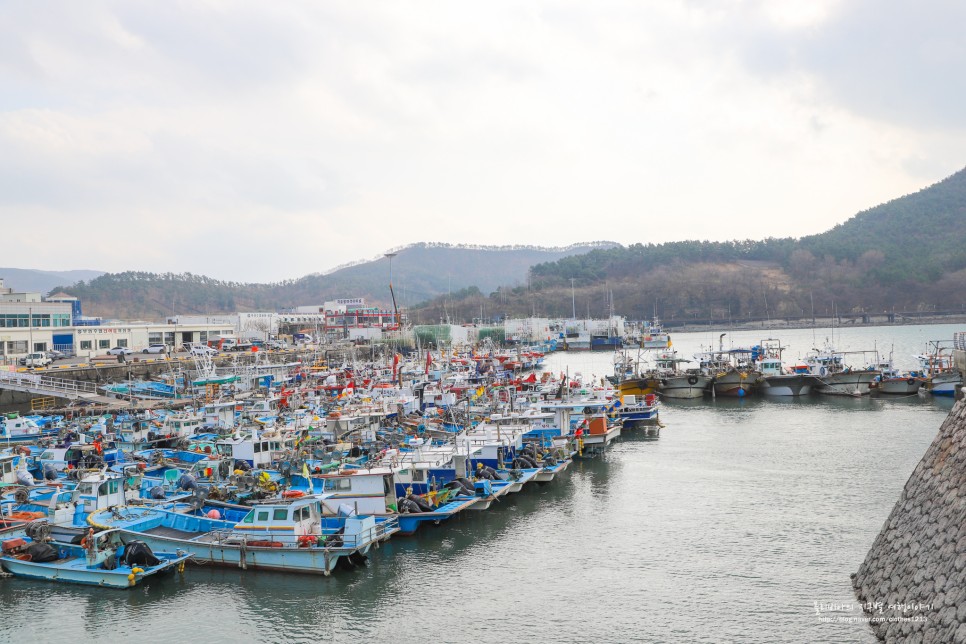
[754,340,814,397]
[804,343,879,396]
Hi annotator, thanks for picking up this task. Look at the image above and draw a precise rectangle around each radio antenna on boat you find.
[385,252,400,328]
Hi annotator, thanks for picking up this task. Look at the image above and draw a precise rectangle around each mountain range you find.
[0,268,104,295]
[39,242,616,320]
[11,165,966,323]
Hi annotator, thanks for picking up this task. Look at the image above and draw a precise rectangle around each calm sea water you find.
[0,324,960,643]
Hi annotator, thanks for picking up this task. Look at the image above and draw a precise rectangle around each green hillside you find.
[413,166,966,322]
[54,242,615,320]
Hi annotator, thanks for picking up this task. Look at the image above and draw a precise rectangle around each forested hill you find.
[412,166,966,323]
[53,242,616,320]
[801,167,966,282]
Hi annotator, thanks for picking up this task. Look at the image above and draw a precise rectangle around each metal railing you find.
[0,370,100,396]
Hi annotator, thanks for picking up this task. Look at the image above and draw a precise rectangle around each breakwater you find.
[852,398,966,641]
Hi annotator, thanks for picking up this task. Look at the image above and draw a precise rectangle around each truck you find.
[22,352,52,368]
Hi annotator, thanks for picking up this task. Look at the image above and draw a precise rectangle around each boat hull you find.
[0,550,190,588]
[617,378,655,397]
[711,371,758,397]
[814,370,879,396]
[922,372,962,396]
[113,530,353,575]
[876,377,922,395]
[657,374,710,399]
[758,374,814,397]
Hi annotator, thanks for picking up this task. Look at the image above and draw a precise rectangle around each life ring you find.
[282,490,305,498]
[819,367,827,377]
[328,411,341,419]
[907,378,916,386]
[687,375,699,386]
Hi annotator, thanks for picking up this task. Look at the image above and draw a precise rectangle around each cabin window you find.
[241,511,254,524]
[270,442,279,451]
[256,511,269,522]
[262,442,269,452]
[273,509,288,521]
[322,477,351,491]
[254,443,262,454]
[412,470,425,482]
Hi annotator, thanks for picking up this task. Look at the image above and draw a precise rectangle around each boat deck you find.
[142,526,198,540]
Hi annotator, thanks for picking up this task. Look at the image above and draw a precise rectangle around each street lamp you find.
[28,306,33,353]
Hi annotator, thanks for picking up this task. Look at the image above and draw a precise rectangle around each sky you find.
[2,0,965,283]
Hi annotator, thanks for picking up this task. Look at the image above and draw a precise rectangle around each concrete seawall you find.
[853,398,966,641]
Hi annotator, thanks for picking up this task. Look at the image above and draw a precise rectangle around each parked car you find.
[267,340,289,350]
[189,345,218,357]
[142,344,170,354]
[22,352,52,368]
[46,349,68,360]
[106,347,134,356]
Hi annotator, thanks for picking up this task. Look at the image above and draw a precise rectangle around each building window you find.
[33,342,47,352]
[80,340,92,350]
[98,340,110,349]
[117,339,128,348]
[8,341,27,354]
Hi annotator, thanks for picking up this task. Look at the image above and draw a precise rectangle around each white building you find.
[169,312,279,341]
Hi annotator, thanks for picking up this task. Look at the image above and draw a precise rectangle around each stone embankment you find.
[853,398,966,641]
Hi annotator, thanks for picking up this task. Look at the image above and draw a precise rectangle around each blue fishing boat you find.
[86,495,397,575]
[0,526,192,588]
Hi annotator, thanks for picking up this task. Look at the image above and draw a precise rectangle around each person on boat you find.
[93,436,103,456]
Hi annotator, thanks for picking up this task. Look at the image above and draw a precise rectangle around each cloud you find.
[0,1,963,282]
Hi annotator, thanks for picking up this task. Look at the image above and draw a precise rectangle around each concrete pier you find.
[853,398,966,641]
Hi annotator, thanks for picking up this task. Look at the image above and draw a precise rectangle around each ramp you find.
[0,371,128,408]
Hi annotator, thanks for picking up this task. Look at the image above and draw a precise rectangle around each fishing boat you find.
[613,394,660,427]
[870,352,922,395]
[697,349,759,398]
[86,496,396,575]
[915,342,962,397]
[0,526,192,588]
[640,317,671,350]
[649,352,708,399]
[1,414,56,444]
[804,343,880,396]
[753,340,814,397]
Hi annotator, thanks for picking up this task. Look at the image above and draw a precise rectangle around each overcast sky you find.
[2,1,964,282]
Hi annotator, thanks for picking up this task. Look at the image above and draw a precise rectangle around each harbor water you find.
[1,324,960,643]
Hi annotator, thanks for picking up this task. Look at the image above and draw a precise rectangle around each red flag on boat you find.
[425,350,432,375]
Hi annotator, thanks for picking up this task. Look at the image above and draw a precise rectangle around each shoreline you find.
[663,314,966,335]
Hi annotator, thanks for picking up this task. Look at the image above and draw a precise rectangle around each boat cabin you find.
[216,435,284,468]
[0,414,43,441]
[1,454,16,485]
